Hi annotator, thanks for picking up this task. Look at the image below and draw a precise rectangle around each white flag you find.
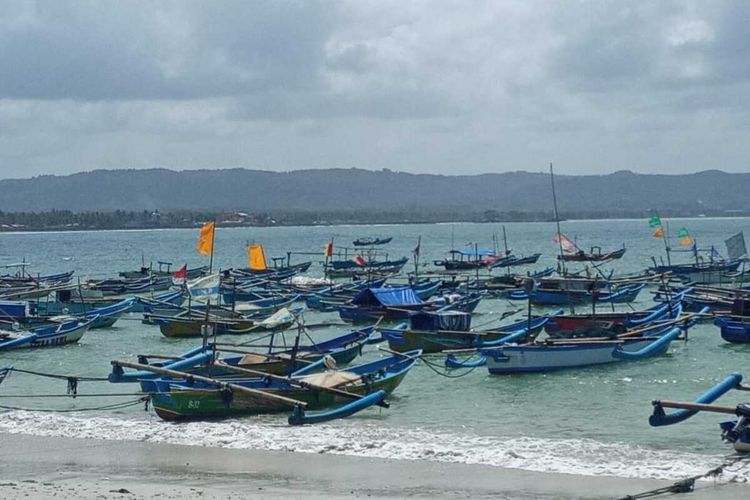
[187,273,220,302]
[725,232,747,261]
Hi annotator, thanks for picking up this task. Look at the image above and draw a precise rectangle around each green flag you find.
[648,216,661,228]
[677,227,689,238]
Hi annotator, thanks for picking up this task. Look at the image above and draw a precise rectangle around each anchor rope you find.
[0,392,153,398]
[617,453,750,500]
[0,396,149,413]
[7,367,108,382]
[418,356,481,378]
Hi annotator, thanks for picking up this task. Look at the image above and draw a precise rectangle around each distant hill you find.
[0,168,747,217]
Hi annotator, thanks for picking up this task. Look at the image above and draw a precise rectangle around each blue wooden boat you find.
[434,249,496,271]
[37,297,137,329]
[133,289,185,314]
[116,349,422,423]
[490,253,542,268]
[112,326,376,380]
[477,326,682,374]
[338,288,483,323]
[0,316,97,351]
[381,311,556,353]
[306,280,442,312]
[446,311,702,372]
[713,317,750,343]
[508,283,645,306]
[558,246,626,262]
[120,264,208,280]
[326,257,408,278]
[153,306,304,338]
[544,300,683,337]
[353,237,393,246]
[649,373,750,452]
[650,260,742,284]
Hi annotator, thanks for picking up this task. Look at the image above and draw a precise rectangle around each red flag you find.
[413,237,421,257]
[553,233,578,254]
[324,242,333,257]
[172,264,188,285]
[354,255,367,266]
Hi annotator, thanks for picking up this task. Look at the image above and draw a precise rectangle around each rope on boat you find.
[419,356,482,378]
[7,367,108,382]
[0,392,153,398]
[5,367,110,396]
[0,396,149,413]
[617,453,750,500]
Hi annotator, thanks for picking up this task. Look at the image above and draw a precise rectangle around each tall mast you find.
[550,163,566,273]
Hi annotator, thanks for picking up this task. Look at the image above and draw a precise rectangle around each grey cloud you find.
[0,1,749,178]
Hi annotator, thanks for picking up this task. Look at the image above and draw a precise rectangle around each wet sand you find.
[0,432,747,499]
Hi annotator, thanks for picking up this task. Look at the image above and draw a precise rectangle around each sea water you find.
[0,218,749,481]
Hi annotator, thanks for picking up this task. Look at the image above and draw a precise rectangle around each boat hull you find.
[149,369,408,421]
[484,338,659,374]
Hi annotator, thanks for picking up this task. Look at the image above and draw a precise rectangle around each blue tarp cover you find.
[351,287,424,307]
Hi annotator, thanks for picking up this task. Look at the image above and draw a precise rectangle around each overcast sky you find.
[0,1,747,178]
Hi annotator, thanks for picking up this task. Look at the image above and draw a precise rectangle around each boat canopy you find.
[409,310,471,331]
[351,287,424,307]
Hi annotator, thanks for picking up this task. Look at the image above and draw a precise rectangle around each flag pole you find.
[413,236,421,282]
[209,219,216,273]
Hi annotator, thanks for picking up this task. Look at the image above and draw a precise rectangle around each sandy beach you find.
[0,432,747,499]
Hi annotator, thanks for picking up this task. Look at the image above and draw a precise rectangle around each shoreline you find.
[1,433,747,499]
[1,213,748,235]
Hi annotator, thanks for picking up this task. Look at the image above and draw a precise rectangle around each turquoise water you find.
[0,218,748,479]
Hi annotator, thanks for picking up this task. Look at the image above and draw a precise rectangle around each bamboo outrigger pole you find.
[111,359,307,407]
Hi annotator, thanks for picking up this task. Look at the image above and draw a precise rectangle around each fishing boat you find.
[326,257,408,278]
[544,300,684,338]
[0,316,97,351]
[649,373,750,452]
[352,237,393,247]
[113,326,377,380]
[153,306,303,338]
[490,253,542,268]
[558,246,626,262]
[119,262,207,280]
[381,310,556,353]
[337,287,483,323]
[433,249,497,271]
[113,349,421,422]
[33,297,138,329]
[445,311,701,372]
[650,259,743,285]
[305,280,441,312]
[475,326,682,374]
[507,278,646,306]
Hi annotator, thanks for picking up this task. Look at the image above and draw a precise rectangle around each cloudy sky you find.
[0,1,747,178]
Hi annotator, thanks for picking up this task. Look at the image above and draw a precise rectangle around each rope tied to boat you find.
[617,453,750,499]
[0,396,150,413]
[7,367,108,382]
[420,356,482,378]
[67,377,78,397]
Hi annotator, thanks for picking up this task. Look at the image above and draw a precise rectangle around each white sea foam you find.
[0,410,745,482]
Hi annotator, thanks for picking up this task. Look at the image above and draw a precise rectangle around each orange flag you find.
[652,227,664,238]
[247,244,267,270]
[197,222,215,255]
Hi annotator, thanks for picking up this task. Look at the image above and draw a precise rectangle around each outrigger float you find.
[650,373,750,452]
